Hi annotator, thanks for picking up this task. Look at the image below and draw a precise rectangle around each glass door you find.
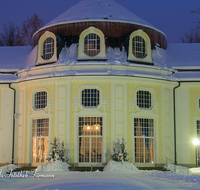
[79,117,102,163]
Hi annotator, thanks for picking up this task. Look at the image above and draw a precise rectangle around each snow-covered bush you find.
[46,137,69,163]
[111,138,129,162]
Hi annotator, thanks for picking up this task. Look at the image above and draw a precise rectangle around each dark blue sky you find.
[0,0,199,43]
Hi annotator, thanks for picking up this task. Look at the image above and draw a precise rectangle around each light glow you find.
[193,139,199,145]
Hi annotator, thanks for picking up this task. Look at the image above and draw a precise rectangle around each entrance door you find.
[79,117,102,163]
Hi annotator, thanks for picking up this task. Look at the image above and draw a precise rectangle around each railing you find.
[165,157,176,173]
[6,157,19,170]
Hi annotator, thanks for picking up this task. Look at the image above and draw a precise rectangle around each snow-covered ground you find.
[1,162,200,190]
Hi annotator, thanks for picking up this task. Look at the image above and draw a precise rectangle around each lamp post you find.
[193,139,199,167]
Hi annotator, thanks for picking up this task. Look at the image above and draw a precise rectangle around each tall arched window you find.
[42,37,54,60]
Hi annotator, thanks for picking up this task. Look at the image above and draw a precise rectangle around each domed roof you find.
[35,0,162,35]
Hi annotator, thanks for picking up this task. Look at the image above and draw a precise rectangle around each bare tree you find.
[181,29,200,43]
[0,21,24,46]
[181,6,200,43]
[21,13,44,46]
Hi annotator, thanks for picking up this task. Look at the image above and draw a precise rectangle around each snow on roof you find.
[164,43,200,69]
[0,46,32,71]
[0,42,200,82]
[152,43,200,69]
[35,0,164,36]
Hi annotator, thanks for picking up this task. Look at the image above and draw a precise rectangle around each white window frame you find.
[32,118,49,164]
[36,31,57,65]
[128,29,152,63]
[135,87,154,110]
[77,27,107,60]
[78,85,103,109]
[32,88,49,111]
[133,118,154,164]
[78,117,103,164]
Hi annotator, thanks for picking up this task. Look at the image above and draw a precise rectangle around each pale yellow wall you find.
[15,77,179,166]
[189,86,200,164]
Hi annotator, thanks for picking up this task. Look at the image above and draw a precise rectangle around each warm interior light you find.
[193,139,199,145]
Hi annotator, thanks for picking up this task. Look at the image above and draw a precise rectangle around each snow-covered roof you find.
[152,43,200,70]
[34,0,164,37]
[0,42,200,82]
[0,46,32,71]
[165,43,200,69]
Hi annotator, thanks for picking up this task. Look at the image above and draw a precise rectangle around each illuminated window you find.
[42,37,54,60]
[84,33,100,56]
[34,91,47,109]
[134,118,154,163]
[82,89,99,107]
[79,117,102,163]
[32,118,49,163]
[137,90,151,108]
[132,36,146,59]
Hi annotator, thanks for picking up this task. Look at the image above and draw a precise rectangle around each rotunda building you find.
[0,0,200,169]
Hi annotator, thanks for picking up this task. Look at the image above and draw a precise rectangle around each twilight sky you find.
[0,0,199,43]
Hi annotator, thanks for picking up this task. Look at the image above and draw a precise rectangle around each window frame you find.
[36,31,57,65]
[135,87,154,110]
[127,29,152,64]
[134,117,154,164]
[32,88,49,111]
[82,89,100,107]
[77,27,107,60]
[78,85,103,109]
[32,118,49,163]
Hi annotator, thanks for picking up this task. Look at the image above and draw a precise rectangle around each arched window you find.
[84,33,100,56]
[42,37,54,60]
[36,31,59,65]
[127,30,152,64]
[78,27,106,60]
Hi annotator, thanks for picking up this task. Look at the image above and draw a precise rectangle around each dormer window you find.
[126,29,153,65]
[77,27,107,60]
[36,31,64,65]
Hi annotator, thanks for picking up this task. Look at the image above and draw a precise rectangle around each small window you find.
[137,90,151,108]
[34,91,47,109]
[84,33,100,56]
[132,36,146,59]
[82,89,99,107]
[42,37,54,60]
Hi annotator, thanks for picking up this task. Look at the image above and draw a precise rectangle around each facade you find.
[0,0,200,168]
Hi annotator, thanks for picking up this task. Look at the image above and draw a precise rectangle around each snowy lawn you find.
[1,170,200,190]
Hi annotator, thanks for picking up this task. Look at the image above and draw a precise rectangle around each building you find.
[0,0,200,168]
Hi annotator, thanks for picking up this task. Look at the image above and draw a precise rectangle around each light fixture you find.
[193,139,199,145]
